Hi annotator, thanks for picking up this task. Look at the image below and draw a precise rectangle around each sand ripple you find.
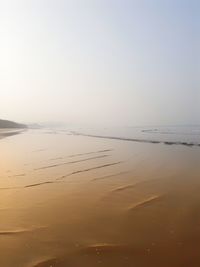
[128,195,165,211]
[0,226,46,235]
[34,154,110,171]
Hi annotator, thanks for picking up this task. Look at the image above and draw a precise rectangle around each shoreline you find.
[0,129,26,139]
[71,131,200,147]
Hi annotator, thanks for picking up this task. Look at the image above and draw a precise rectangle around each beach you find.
[0,129,25,139]
[0,128,200,267]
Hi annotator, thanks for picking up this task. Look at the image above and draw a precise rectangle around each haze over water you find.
[0,0,199,126]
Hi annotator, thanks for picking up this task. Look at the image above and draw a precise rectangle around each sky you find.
[0,0,199,126]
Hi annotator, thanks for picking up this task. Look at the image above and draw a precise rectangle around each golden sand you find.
[0,129,200,266]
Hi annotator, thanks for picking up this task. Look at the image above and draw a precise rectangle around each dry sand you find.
[0,129,200,266]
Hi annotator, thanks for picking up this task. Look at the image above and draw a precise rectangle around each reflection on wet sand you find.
[0,129,200,266]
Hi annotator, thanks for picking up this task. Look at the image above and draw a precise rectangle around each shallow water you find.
[72,125,200,145]
[0,128,200,266]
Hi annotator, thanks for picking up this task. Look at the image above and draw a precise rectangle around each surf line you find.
[72,132,199,147]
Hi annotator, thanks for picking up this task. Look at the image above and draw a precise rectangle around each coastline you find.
[0,129,26,139]
[72,131,200,147]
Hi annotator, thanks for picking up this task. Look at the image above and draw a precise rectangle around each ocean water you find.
[68,125,200,146]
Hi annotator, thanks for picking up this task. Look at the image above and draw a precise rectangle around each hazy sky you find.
[0,0,199,126]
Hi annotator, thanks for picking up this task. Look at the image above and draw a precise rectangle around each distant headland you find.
[0,119,27,129]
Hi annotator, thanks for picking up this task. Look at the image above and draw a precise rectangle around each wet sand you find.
[0,129,25,139]
[0,129,200,266]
